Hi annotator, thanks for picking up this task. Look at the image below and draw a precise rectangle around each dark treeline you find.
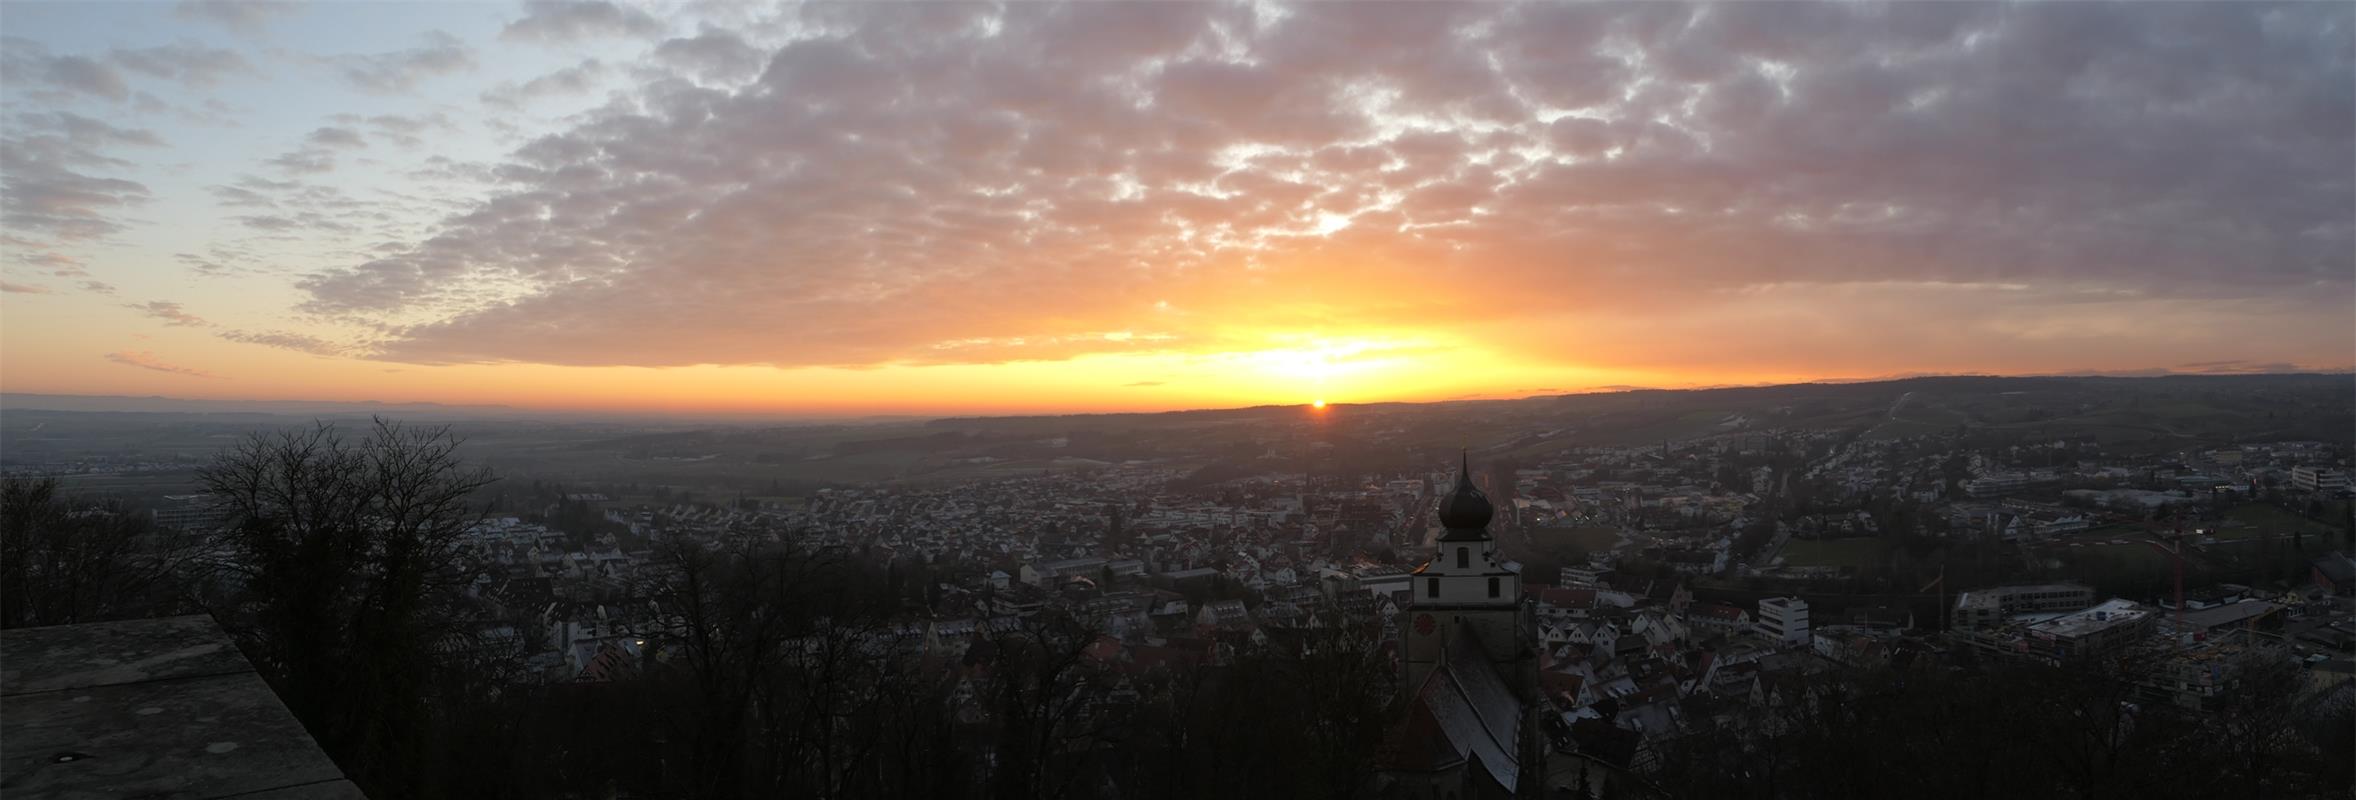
[432,532,1398,800]
[0,476,193,628]
[1651,651,2355,800]
[1,419,1399,800]
[3,418,2350,799]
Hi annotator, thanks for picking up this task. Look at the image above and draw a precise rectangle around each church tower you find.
[1400,454,1534,697]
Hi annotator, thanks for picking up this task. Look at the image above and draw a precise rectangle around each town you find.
[31,375,2335,797]
[4,0,2350,796]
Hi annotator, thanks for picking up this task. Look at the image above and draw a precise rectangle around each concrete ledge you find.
[2,615,364,799]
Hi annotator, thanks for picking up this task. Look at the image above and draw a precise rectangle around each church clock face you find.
[1414,613,1436,636]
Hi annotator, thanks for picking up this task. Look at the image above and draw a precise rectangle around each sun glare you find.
[1313,398,1327,408]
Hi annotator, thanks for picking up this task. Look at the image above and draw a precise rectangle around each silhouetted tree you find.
[198,418,498,797]
[0,476,188,628]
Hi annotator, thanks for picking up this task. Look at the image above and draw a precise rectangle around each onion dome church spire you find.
[1436,451,1493,539]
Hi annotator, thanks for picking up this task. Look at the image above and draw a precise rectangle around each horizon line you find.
[5,368,2349,424]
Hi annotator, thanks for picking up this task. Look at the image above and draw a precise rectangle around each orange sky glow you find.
[2,2,2348,416]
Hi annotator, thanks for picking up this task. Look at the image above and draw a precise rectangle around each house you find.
[2314,552,2356,597]
[1628,610,1688,646]
[1540,671,1592,712]
[1568,621,1620,653]
[1020,557,1108,586]
[1685,602,1752,636]
[1195,599,1252,631]
[1533,586,1599,623]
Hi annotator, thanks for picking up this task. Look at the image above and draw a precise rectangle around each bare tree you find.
[631,529,847,798]
[198,417,496,796]
[984,613,1122,800]
[1291,624,1398,799]
[2206,651,2317,800]
[0,476,190,628]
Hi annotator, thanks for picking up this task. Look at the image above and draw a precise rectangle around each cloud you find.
[266,147,337,174]
[352,112,453,148]
[209,183,277,207]
[218,328,346,356]
[501,0,664,43]
[279,2,2347,376]
[255,128,369,177]
[0,113,164,241]
[480,59,607,108]
[14,250,85,276]
[173,1,302,36]
[34,54,130,100]
[334,30,475,93]
[1,281,51,294]
[127,300,210,326]
[1,37,257,100]
[78,280,117,295]
[653,30,762,83]
[105,350,218,378]
[42,112,165,149]
[109,42,255,87]
[234,212,354,235]
[178,251,250,277]
[305,126,367,148]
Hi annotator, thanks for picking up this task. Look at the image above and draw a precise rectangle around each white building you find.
[2291,466,2350,495]
[1756,597,1810,647]
[1559,564,1607,587]
[1952,583,2095,629]
[1399,461,1531,696]
[1964,471,2058,498]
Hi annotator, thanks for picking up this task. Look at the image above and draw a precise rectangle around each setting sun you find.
[0,3,2349,798]
[0,1,2343,418]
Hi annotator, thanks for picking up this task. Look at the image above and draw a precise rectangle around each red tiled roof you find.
[1540,671,1585,701]
[1690,602,1745,621]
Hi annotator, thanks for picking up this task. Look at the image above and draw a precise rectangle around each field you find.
[2217,503,2339,541]
[2066,541,2173,569]
[1779,537,1892,568]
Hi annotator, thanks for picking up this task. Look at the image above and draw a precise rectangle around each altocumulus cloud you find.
[334,31,476,93]
[127,300,210,327]
[500,0,666,43]
[105,350,217,378]
[173,1,302,37]
[0,111,163,242]
[218,329,348,356]
[290,2,2350,373]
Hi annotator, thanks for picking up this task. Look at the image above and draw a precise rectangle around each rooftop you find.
[2178,600,2282,631]
[1,615,363,799]
[2028,599,2149,639]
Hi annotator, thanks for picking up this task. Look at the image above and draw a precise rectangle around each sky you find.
[2,1,2351,417]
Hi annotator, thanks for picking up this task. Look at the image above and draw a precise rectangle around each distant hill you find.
[7,373,2349,448]
[5,373,2346,498]
[0,393,524,418]
[918,373,2355,458]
